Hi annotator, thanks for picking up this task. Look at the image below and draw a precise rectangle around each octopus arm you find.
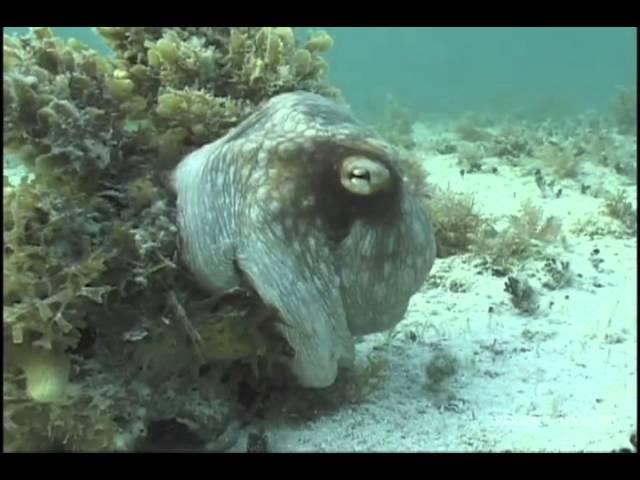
[236,224,354,388]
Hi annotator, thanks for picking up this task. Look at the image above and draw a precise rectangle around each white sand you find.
[5,123,635,452]
[249,122,637,452]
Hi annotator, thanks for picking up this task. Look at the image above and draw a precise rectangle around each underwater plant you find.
[473,200,563,275]
[424,348,459,391]
[376,94,416,150]
[425,188,486,258]
[612,86,637,135]
[454,112,493,143]
[2,26,345,452]
[487,126,533,159]
[504,276,540,316]
[457,143,485,173]
[538,144,582,180]
[602,189,637,235]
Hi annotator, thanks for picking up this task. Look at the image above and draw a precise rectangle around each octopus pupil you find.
[350,169,370,181]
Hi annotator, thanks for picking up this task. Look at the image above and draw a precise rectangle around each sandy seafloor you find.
[235,121,637,453]
[4,118,636,453]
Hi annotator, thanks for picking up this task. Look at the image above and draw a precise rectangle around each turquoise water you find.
[323,27,637,118]
[5,27,636,118]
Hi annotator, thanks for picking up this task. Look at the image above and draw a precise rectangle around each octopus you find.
[170,91,436,388]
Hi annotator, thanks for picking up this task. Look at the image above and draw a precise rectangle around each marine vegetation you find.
[538,144,582,179]
[454,112,493,143]
[3,27,435,452]
[473,200,564,275]
[2,26,342,452]
[612,86,637,135]
[602,188,637,234]
[425,188,485,258]
[377,94,416,150]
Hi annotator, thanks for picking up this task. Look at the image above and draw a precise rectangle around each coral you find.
[3,26,342,451]
[454,118,535,167]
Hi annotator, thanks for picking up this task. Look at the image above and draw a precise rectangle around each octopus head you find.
[172,91,436,388]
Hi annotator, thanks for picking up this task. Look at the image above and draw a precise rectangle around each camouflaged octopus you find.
[171,91,436,388]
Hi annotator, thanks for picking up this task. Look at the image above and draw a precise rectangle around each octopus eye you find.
[350,167,370,182]
[340,156,391,195]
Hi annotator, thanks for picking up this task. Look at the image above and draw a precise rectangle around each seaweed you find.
[457,143,485,173]
[424,349,459,391]
[602,189,637,234]
[538,144,582,179]
[541,257,574,290]
[612,86,637,135]
[377,94,416,150]
[504,276,540,315]
[473,200,563,274]
[488,126,533,159]
[3,26,340,452]
[425,188,486,258]
[96,27,341,169]
[454,112,493,143]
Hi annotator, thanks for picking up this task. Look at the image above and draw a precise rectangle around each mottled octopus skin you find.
[172,91,436,388]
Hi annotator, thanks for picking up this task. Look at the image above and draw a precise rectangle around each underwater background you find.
[5,27,637,118]
[3,27,637,453]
